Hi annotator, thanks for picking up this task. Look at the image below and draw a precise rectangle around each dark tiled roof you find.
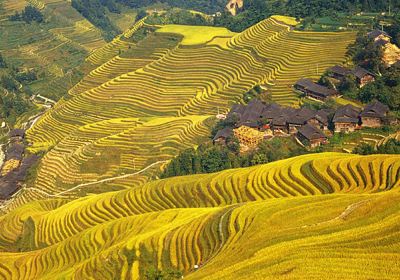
[0,155,39,200]
[9,129,25,138]
[288,108,317,125]
[230,104,246,115]
[352,66,375,80]
[360,100,389,118]
[295,78,314,88]
[315,109,332,126]
[6,144,24,160]
[329,65,352,77]
[333,104,361,123]
[297,124,327,140]
[306,83,337,97]
[272,116,288,126]
[213,127,232,141]
[295,78,337,97]
[367,29,391,40]
[240,99,265,122]
[261,103,284,119]
[374,38,389,47]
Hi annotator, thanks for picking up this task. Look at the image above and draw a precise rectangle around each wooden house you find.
[297,124,328,148]
[9,129,25,141]
[213,127,233,144]
[360,100,389,128]
[328,65,352,81]
[367,30,391,44]
[294,78,338,101]
[352,66,375,88]
[333,105,361,133]
[287,108,316,134]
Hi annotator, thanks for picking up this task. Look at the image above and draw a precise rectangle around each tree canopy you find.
[9,6,44,23]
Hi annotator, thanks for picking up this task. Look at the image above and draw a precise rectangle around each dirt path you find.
[26,160,168,198]
[301,199,371,229]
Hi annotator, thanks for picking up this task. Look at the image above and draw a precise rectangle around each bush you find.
[0,54,6,68]
[10,6,44,23]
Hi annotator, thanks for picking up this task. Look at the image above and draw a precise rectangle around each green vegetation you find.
[358,66,400,112]
[9,6,44,23]
[71,0,120,41]
[216,0,400,32]
[13,17,354,209]
[353,138,400,155]
[145,267,183,280]
[161,137,308,178]
[0,55,35,126]
[348,31,385,73]
[0,53,6,68]
[145,8,212,26]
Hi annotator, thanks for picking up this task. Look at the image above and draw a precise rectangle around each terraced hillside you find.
[9,17,357,211]
[0,153,399,279]
[0,0,106,101]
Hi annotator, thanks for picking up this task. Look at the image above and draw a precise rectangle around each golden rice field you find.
[10,16,356,210]
[0,153,399,279]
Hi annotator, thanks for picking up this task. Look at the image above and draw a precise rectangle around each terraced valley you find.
[1,2,399,278]
[0,153,399,279]
[0,16,354,212]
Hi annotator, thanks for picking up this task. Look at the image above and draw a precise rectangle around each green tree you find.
[353,142,375,155]
[0,53,6,68]
[0,75,18,91]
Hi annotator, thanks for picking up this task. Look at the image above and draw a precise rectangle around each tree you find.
[0,75,18,91]
[250,153,268,165]
[201,147,225,173]
[22,6,44,23]
[353,142,375,155]
[10,6,44,23]
[339,74,358,99]
[145,267,182,280]
[136,9,147,21]
[0,53,6,68]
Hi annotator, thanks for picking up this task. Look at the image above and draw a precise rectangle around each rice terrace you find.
[0,0,399,279]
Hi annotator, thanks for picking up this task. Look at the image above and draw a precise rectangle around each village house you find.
[287,108,316,134]
[297,124,328,148]
[328,65,352,81]
[352,66,375,88]
[333,104,361,133]
[238,99,265,128]
[215,97,396,149]
[9,129,25,142]
[294,78,338,101]
[360,100,389,128]
[223,100,333,138]
[213,127,233,144]
[308,109,332,131]
[368,30,392,45]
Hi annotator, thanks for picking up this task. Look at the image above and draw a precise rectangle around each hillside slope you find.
[0,153,399,279]
[0,0,106,101]
[1,17,356,212]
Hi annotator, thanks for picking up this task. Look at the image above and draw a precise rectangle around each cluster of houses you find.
[294,65,376,102]
[293,29,400,102]
[0,128,38,201]
[214,98,391,149]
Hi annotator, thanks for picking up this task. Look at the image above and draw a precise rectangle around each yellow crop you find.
[0,153,399,279]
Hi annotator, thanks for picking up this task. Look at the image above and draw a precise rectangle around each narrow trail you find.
[300,199,371,229]
[26,160,168,198]
[0,160,167,211]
